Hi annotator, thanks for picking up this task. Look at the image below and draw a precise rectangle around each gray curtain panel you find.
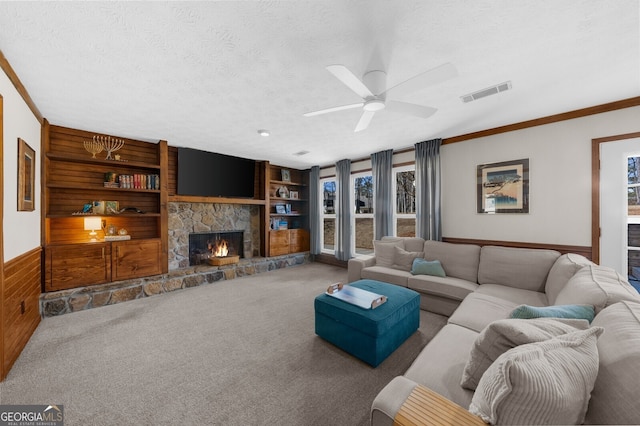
[415,139,442,241]
[335,159,352,261]
[371,149,394,240]
[309,166,321,255]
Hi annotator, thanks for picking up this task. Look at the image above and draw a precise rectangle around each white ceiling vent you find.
[293,150,310,156]
[461,81,512,103]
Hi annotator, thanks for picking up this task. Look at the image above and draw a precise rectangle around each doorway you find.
[595,133,640,290]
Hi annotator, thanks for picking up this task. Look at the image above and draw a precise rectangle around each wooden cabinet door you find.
[45,243,111,291]
[289,229,310,253]
[269,230,290,256]
[112,239,162,281]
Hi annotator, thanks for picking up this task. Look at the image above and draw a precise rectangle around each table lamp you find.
[84,216,102,242]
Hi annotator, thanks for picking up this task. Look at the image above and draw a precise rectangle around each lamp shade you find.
[84,216,102,231]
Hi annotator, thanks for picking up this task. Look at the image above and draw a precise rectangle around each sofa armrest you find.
[371,377,487,426]
[347,256,376,283]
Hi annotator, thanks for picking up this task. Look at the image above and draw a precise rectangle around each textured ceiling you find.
[0,1,638,168]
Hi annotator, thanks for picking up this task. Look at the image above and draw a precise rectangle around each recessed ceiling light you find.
[257,129,270,137]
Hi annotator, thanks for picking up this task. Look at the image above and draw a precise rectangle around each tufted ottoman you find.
[314,279,420,367]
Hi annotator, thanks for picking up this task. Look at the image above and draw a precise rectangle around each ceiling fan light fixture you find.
[363,99,385,112]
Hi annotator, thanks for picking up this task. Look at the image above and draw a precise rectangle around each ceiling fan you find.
[304,63,457,132]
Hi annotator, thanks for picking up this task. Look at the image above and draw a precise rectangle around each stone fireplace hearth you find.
[168,202,260,270]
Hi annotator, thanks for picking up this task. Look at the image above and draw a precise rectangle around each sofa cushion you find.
[585,301,640,425]
[361,266,411,287]
[410,258,446,277]
[469,327,603,426]
[478,246,560,292]
[423,240,481,283]
[447,292,520,333]
[474,284,548,306]
[555,264,640,313]
[509,304,595,322]
[399,237,427,253]
[392,246,424,271]
[408,275,478,302]
[545,253,593,305]
[373,239,404,268]
[404,323,477,408]
[461,317,590,390]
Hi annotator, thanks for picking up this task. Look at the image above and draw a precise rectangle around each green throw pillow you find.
[411,258,446,277]
[509,304,595,323]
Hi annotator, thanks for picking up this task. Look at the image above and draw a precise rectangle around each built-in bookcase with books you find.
[267,164,309,255]
[42,123,168,291]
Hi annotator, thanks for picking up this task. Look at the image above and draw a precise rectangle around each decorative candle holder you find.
[98,136,125,160]
[83,136,104,158]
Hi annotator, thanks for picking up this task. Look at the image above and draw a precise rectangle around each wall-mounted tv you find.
[177,147,256,198]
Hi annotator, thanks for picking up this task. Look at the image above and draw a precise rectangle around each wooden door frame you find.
[0,94,4,379]
[592,131,640,264]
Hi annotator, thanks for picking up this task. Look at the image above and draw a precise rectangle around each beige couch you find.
[347,237,640,425]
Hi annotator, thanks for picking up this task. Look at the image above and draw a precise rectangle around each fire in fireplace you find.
[189,231,244,266]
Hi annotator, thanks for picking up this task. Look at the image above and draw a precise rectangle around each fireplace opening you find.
[189,231,244,266]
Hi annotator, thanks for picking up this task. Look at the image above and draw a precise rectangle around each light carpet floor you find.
[0,263,447,425]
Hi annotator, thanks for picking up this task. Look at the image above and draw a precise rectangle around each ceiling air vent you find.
[293,150,310,156]
[461,81,512,103]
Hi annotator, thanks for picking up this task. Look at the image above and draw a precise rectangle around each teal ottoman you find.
[314,280,420,367]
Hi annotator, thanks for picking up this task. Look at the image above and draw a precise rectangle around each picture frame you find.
[477,158,529,214]
[289,190,298,199]
[17,138,35,211]
[275,204,287,214]
[281,168,291,182]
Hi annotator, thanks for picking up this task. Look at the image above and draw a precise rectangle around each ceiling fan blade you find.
[354,110,375,132]
[386,100,437,118]
[383,62,457,97]
[303,102,364,117]
[326,65,374,99]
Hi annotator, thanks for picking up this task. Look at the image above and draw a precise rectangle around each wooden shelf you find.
[47,213,161,219]
[270,179,307,187]
[47,152,161,170]
[47,183,160,193]
[169,195,266,205]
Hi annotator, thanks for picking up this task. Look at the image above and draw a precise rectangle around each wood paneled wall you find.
[2,247,41,380]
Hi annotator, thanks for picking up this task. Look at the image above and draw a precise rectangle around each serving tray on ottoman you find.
[314,279,420,367]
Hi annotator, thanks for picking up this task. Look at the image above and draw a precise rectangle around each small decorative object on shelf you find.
[94,135,125,160]
[92,200,105,215]
[276,185,289,198]
[83,136,104,158]
[281,169,291,182]
[275,204,286,214]
[105,201,119,214]
[286,203,292,214]
[289,190,298,199]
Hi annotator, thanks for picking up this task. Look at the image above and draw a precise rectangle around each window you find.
[352,173,374,255]
[394,165,416,237]
[320,179,336,253]
[628,156,640,288]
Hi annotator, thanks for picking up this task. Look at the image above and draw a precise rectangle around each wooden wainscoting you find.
[2,247,42,380]
[442,237,592,260]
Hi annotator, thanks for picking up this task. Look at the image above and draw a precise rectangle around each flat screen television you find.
[177,147,256,198]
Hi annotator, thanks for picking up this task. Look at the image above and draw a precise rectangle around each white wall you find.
[1,67,42,261]
[319,105,640,247]
[442,106,640,246]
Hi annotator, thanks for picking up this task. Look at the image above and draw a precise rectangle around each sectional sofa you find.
[347,237,640,425]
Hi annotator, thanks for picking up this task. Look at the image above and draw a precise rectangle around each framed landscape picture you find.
[477,158,529,214]
[17,138,35,211]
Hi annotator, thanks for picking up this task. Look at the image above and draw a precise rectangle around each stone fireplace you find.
[189,230,244,266]
[168,202,261,270]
